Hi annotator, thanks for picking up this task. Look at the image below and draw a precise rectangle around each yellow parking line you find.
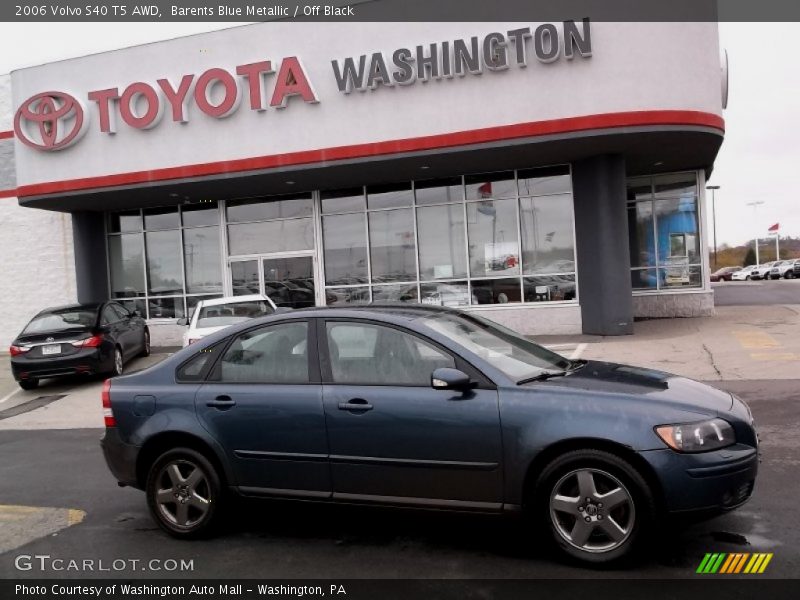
[733,330,780,349]
[68,508,86,526]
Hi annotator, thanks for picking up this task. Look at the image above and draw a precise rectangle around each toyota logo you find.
[45,337,55,343]
[14,91,88,151]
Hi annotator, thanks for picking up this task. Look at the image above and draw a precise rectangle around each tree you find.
[743,247,756,267]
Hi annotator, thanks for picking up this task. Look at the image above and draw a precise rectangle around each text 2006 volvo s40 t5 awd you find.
[101,306,758,564]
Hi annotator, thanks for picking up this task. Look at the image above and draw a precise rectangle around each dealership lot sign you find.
[13,20,592,152]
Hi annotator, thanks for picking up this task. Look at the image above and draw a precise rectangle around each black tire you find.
[534,449,656,565]
[745,275,751,280]
[140,329,151,357]
[145,447,223,539]
[785,272,793,279]
[18,379,39,391]
[111,346,124,377]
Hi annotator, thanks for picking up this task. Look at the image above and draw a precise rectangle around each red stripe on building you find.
[0,130,14,140]
[0,189,17,198]
[15,110,724,198]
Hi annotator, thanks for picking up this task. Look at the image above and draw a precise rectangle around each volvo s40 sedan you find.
[101,306,758,564]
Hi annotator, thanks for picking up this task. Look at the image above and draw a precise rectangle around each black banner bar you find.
[4,0,800,22]
[3,579,800,600]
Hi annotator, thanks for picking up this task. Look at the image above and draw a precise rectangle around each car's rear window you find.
[196,300,273,329]
[23,309,97,333]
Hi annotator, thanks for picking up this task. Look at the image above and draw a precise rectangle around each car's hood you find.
[537,360,733,415]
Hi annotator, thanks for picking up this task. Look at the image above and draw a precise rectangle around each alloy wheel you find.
[114,348,124,376]
[549,468,635,553]
[154,459,212,529]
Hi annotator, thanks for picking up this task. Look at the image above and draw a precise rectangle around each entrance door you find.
[229,255,317,309]
[262,256,316,309]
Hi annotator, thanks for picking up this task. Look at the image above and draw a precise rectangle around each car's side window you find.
[326,322,455,386]
[176,343,224,382]
[100,306,119,326]
[219,321,309,384]
[110,303,130,320]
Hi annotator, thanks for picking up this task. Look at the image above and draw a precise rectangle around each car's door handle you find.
[338,398,373,412]
[206,395,236,409]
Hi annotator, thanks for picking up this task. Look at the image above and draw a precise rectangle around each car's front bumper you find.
[641,443,758,516]
[100,427,141,488]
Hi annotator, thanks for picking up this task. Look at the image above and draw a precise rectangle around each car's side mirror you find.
[431,367,475,392]
[176,317,189,326]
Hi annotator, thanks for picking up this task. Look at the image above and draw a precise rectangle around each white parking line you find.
[0,387,22,405]
[571,343,588,360]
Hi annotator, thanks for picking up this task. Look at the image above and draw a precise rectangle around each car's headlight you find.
[655,418,735,453]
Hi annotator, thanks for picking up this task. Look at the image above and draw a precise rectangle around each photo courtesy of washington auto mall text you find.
[1,1,800,599]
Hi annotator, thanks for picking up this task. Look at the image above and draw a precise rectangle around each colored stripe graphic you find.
[698,552,773,574]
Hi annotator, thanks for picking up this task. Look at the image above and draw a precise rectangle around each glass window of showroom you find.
[627,172,703,291]
[321,165,577,307]
[106,164,578,318]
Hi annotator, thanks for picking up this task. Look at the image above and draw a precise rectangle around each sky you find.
[0,22,796,248]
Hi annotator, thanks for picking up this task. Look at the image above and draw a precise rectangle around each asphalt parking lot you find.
[0,283,798,579]
[713,277,800,306]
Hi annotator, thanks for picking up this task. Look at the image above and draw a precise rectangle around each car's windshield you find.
[421,313,572,381]
[195,300,273,329]
[23,308,97,333]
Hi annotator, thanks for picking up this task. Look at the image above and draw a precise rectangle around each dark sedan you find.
[710,266,742,282]
[101,306,758,565]
[10,302,150,390]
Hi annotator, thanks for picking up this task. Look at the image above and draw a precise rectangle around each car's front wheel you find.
[146,448,223,538]
[536,449,655,564]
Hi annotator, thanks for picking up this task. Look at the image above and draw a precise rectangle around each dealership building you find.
[0,21,727,347]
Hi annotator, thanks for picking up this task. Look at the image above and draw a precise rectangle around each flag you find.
[768,223,779,232]
[477,182,492,198]
[545,231,555,242]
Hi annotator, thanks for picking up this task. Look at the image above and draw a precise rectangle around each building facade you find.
[0,22,726,347]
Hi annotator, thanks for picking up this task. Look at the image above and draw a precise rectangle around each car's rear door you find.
[109,303,142,357]
[319,319,503,509]
[194,319,331,497]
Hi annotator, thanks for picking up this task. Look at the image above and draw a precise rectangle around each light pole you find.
[746,200,765,265]
[706,185,720,269]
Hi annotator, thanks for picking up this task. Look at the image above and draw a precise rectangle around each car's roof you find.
[290,304,467,321]
[37,302,103,315]
[198,294,267,308]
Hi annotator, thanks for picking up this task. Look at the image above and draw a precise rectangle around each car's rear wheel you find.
[18,379,38,391]
[146,448,222,538]
[140,329,151,357]
[536,449,655,565]
[745,275,751,280]
[112,346,124,377]
[785,271,794,279]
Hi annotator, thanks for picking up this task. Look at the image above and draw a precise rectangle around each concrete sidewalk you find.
[535,304,800,381]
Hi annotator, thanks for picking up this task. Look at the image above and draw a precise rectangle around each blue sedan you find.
[101,305,758,565]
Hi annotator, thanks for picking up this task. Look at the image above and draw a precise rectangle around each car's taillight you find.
[73,334,104,348]
[101,378,116,427]
[9,345,30,357]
